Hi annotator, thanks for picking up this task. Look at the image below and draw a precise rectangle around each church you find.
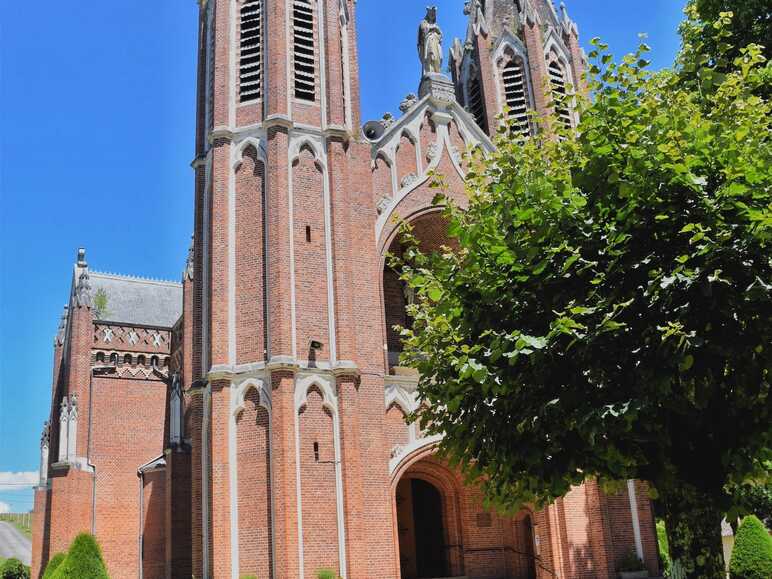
[31,1,661,578]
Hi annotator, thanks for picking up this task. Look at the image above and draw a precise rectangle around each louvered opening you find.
[502,59,530,137]
[548,60,573,129]
[468,74,487,131]
[293,0,316,101]
[239,0,263,102]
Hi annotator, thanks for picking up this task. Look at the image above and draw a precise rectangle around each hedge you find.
[729,515,772,579]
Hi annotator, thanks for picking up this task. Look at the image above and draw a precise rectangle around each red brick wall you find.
[395,134,418,187]
[298,387,340,576]
[236,147,266,364]
[384,404,410,452]
[141,470,166,579]
[236,389,273,577]
[292,148,331,361]
[90,374,167,579]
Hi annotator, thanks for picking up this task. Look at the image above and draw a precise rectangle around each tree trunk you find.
[662,484,726,579]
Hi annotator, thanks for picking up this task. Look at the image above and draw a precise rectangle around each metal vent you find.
[502,59,530,136]
[548,60,573,129]
[293,0,316,101]
[468,73,486,131]
[239,0,263,102]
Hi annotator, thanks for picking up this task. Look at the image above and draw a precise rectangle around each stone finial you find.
[382,112,395,128]
[76,270,92,308]
[77,247,87,267]
[69,394,79,418]
[399,93,418,113]
[41,421,50,448]
[60,399,69,423]
[418,6,443,76]
[185,235,195,281]
[55,305,69,345]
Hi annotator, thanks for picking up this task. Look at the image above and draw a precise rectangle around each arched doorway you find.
[396,477,449,579]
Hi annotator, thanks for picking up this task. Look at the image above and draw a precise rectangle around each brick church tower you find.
[32,2,661,579]
[184,0,398,577]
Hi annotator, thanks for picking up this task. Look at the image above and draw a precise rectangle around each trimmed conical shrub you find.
[53,533,109,579]
[729,515,772,579]
[0,558,30,579]
[42,553,66,579]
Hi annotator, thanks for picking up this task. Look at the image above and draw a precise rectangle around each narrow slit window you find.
[293,0,316,101]
[502,58,530,137]
[548,60,573,130]
[239,0,263,102]
[468,73,486,131]
[313,442,320,462]
[305,226,312,242]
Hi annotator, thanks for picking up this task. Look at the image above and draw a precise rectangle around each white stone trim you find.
[293,373,348,578]
[202,383,212,579]
[388,434,443,475]
[229,377,274,579]
[627,480,645,561]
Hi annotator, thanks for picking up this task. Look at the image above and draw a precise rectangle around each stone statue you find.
[418,6,443,76]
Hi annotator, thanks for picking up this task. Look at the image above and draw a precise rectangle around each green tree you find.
[693,0,771,60]
[0,559,30,579]
[53,533,109,579]
[42,554,66,579]
[729,515,772,579]
[397,12,770,579]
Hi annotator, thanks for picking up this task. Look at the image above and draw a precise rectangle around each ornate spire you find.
[55,305,69,346]
[185,235,195,281]
[41,421,50,448]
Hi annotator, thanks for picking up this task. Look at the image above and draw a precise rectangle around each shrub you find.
[53,533,109,579]
[0,558,30,579]
[42,553,66,579]
[317,570,338,579]
[240,576,258,579]
[656,520,672,576]
[729,515,772,579]
[617,549,645,572]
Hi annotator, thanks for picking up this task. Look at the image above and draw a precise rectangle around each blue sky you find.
[0,0,686,514]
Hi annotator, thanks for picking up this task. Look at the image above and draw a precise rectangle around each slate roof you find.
[89,272,182,328]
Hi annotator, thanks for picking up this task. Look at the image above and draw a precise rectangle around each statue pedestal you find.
[418,73,456,105]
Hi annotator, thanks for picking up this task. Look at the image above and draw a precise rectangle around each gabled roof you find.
[90,272,182,328]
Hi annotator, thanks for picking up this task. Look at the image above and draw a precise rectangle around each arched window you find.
[501,57,530,137]
[150,355,159,368]
[96,352,105,364]
[109,353,118,365]
[293,0,316,101]
[124,354,133,365]
[138,355,147,367]
[239,0,263,102]
[548,59,573,130]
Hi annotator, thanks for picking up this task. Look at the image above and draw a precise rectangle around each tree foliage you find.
[729,515,772,579]
[0,559,29,579]
[42,554,66,579]
[52,534,109,579]
[693,0,771,61]
[397,9,770,579]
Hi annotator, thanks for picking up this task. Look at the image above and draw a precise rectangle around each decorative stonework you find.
[399,93,418,113]
[75,270,92,308]
[400,173,418,189]
[426,142,440,161]
[376,195,393,215]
